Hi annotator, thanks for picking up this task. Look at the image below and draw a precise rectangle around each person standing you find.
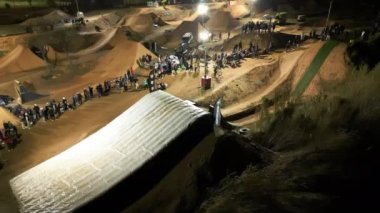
[83,88,90,101]
[43,104,49,121]
[33,104,40,120]
[88,85,94,98]
[72,95,77,108]
[77,92,83,105]
[62,97,68,111]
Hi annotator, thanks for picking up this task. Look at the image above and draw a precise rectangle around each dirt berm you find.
[205,10,240,33]
[196,58,279,107]
[0,45,46,77]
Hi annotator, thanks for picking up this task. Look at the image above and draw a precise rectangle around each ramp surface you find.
[10,91,211,212]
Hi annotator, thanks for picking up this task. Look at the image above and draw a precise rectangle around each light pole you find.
[74,0,80,13]
[325,0,333,28]
[199,30,211,89]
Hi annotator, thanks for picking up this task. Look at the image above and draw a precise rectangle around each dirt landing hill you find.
[205,10,240,33]
[0,45,46,77]
[230,4,251,19]
[304,43,347,96]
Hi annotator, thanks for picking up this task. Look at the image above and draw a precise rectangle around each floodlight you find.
[199,31,210,42]
[197,4,209,15]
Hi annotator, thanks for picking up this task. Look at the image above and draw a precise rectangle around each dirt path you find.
[166,57,273,101]
[222,50,304,117]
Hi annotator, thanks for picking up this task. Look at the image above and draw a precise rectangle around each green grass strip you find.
[293,40,339,96]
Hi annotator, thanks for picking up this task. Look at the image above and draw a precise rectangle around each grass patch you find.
[293,40,339,96]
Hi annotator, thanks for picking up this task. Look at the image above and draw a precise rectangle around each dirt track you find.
[0,4,348,212]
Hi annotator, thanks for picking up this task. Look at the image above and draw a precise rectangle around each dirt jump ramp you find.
[0,45,46,77]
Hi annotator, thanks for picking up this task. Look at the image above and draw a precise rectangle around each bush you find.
[346,34,380,70]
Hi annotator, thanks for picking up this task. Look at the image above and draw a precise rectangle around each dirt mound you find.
[125,13,167,35]
[125,14,154,34]
[230,4,251,19]
[0,107,19,125]
[0,45,46,77]
[21,10,72,26]
[47,28,118,61]
[205,11,239,33]
[216,32,296,53]
[52,33,103,53]
[91,12,123,29]
[166,20,207,48]
[0,35,24,52]
[196,58,279,107]
[82,32,155,80]
[151,6,192,22]
[108,28,129,46]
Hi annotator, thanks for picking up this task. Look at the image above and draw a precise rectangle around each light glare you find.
[197,4,209,15]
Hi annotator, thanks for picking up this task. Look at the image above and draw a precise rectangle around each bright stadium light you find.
[199,30,210,42]
[197,4,209,15]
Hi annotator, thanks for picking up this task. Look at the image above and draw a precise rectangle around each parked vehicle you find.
[297,14,306,22]
[275,12,287,25]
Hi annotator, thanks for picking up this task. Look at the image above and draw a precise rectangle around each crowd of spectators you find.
[242,21,276,34]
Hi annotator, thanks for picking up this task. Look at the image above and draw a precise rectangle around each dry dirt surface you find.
[124,13,167,35]
[221,50,304,117]
[0,29,153,106]
[0,45,46,77]
[230,3,251,19]
[47,28,119,61]
[205,10,240,33]
[0,107,19,124]
[0,35,25,52]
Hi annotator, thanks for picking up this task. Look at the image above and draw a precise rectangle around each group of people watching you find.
[321,23,346,41]
[137,54,154,68]
[0,121,20,151]
[1,64,145,132]
[113,67,140,92]
[242,21,276,34]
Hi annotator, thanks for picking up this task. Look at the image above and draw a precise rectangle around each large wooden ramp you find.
[10,91,213,212]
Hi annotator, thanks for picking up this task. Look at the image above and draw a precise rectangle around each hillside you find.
[194,64,380,212]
